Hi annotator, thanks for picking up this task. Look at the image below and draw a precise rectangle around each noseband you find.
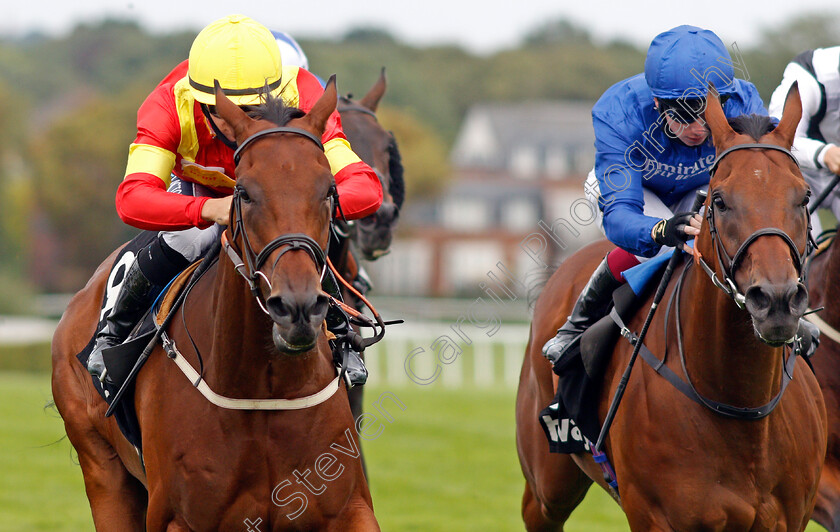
[697,143,813,309]
[223,126,336,314]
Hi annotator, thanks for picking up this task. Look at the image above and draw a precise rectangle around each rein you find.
[696,142,813,309]
[670,261,799,419]
[609,142,810,421]
[338,101,378,120]
[167,124,341,411]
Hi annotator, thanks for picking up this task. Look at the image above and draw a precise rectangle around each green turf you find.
[0,372,827,531]
[0,372,92,532]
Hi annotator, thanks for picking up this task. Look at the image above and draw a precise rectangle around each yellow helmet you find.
[188,14,282,106]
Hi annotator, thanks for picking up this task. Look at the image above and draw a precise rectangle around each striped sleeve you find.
[296,69,383,219]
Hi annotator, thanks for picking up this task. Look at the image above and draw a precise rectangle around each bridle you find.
[222,126,338,314]
[696,142,814,309]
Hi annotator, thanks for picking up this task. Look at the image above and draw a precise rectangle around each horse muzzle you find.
[266,292,330,353]
[744,280,808,346]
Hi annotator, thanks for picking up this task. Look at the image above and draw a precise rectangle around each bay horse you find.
[336,67,404,263]
[805,223,840,528]
[51,78,379,530]
[516,85,827,531]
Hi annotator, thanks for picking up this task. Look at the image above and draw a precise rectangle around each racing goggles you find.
[658,94,731,124]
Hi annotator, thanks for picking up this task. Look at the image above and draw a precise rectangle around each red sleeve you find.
[116,173,211,231]
[295,69,383,219]
[333,162,383,220]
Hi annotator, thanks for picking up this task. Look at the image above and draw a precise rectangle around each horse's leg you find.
[54,365,147,531]
[814,457,840,532]
[52,272,148,532]
[517,337,592,532]
[347,383,367,477]
[522,472,591,532]
[345,288,368,478]
[328,493,380,532]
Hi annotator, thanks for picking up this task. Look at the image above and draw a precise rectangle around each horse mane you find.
[727,114,776,141]
[387,136,405,209]
[248,86,306,126]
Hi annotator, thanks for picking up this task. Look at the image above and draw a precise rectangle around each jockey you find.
[769,46,840,234]
[87,15,382,385]
[543,25,819,365]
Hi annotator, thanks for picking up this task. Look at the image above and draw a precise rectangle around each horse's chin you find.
[750,317,799,348]
[271,324,317,354]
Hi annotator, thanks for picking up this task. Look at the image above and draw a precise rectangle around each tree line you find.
[0,15,837,305]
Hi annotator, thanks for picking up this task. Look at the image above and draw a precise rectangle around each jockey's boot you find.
[797,318,820,358]
[87,260,159,383]
[322,270,368,388]
[542,256,622,366]
[325,304,368,387]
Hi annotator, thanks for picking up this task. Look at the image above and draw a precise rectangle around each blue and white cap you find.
[271,30,309,70]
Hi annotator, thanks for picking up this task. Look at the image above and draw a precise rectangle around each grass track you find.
[0,372,825,531]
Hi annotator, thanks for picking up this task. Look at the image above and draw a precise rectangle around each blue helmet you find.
[271,30,309,71]
[644,25,736,99]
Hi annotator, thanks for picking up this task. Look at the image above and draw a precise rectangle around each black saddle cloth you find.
[539,283,644,454]
[75,231,158,449]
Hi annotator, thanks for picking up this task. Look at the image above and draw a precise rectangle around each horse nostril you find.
[266,295,292,321]
[788,282,809,316]
[378,202,398,223]
[744,285,771,320]
[309,294,330,322]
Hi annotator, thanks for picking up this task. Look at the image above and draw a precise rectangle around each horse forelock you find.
[248,86,306,127]
[727,114,776,142]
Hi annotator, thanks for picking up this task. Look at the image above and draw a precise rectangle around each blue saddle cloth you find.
[539,244,690,454]
[622,251,672,294]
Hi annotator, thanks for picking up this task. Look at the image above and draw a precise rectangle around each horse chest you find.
[614,383,822,530]
[147,406,365,528]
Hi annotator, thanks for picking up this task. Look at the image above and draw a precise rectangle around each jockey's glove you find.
[651,212,694,248]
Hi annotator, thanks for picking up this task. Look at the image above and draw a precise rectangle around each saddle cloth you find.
[538,255,670,454]
[76,231,203,449]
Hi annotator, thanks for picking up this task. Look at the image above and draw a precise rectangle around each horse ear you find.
[304,75,338,135]
[358,67,387,112]
[771,82,802,149]
[213,80,252,142]
[704,83,736,151]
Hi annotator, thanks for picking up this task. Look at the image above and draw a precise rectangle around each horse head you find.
[699,83,811,346]
[214,77,339,354]
[339,69,404,260]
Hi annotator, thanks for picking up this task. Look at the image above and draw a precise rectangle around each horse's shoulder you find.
[532,240,614,332]
[544,240,614,293]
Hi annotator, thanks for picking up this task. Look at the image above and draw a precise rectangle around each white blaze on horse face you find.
[754,169,763,180]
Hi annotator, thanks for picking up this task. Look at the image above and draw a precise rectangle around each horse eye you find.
[237,187,252,204]
[713,195,727,212]
[801,190,811,207]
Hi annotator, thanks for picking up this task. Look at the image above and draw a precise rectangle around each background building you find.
[367,100,602,299]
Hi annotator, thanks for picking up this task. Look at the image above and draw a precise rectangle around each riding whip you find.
[809,173,840,214]
[594,189,707,453]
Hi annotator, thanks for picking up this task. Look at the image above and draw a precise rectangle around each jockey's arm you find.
[593,113,664,258]
[116,172,213,231]
[768,63,833,172]
[296,68,383,220]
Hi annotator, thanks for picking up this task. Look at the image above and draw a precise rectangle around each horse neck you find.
[679,265,784,407]
[200,256,335,399]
